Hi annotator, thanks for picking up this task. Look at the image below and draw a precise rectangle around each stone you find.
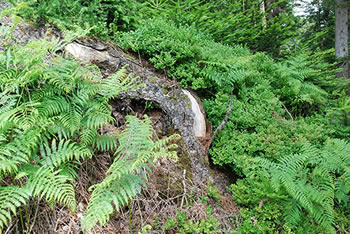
[64,41,210,184]
[182,90,206,138]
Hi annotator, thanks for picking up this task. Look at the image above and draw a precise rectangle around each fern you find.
[82,116,178,232]
[0,9,180,232]
[0,13,144,230]
[92,134,118,152]
[0,186,30,230]
[255,139,350,232]
[39,139,92,168]
[25,166,76,211]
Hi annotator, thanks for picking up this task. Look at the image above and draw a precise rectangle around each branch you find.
[207,93,234,153]
[282,103,294,121]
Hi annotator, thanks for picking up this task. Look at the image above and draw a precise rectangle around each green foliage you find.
[13,0,142,38]
[231,139,350,233]
[119,19,331,114]
[118,18,252,91]
[0,16,178,231]
[206,184,220,203]
[272,53,328,115]
[82,116,178,232]
[235,203,284,233]
[162,207,220,234]
[0,186,30,230]
[326,92,350,138]
[5,1,349,233]
[138,0,297,56]
[204,88,329,175]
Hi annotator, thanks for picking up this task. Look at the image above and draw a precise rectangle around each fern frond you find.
[79,128,98,146]
[0,186,30,230]
[283,199,302,226]
[98,67,137,100]
[82,172,145,232]
[37,96,70,117]
[256,139,350,230]
[0,157,18,175]
[39,139,92,168]
[27,166,76,211]
[58,161,79,180]
[82,116,178,232]
[83,111,114,129]
[60,106,82,132]
[46,57,86,93]
[92,134,117,152]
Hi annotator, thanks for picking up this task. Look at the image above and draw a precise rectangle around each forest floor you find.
[27,102,240,233]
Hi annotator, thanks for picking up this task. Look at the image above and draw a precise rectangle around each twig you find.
[258,198,268,209]
[180,169,187,209]
[4,219,15,234]
[207,93,234,153]
[282,103,294,121]
[29,196,40,233]
[137,199,144,227]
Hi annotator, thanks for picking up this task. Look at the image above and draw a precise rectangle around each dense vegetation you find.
[2,0,350,233]
[0,6,178,232]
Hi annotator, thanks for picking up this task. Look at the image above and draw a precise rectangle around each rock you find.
[182,90,206,138]
[0,2,47,51]
[64,41,210,184]
[65,42,111,63]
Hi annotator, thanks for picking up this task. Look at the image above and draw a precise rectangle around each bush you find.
[230,139,350,233]
[118,18,251,91]
[14,0,142,38]
[137,0,297,57]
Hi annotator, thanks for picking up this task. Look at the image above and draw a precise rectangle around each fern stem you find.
[25,202,30,234]
[19,208,24,234]
[29,196,40,233]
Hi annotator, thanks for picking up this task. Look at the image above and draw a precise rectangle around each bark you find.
[260,0,267,27]
[335,0,349,78]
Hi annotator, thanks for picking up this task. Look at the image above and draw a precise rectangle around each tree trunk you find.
[260,0,267,27]
[335,0,349,78]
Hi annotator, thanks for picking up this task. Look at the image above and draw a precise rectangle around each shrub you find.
[231,139,350,233]
[13,0,142,38]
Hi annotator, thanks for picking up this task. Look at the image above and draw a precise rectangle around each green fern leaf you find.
[39,139,92,168]
[92,134,117,152]
[27,166,76,211]
[0,186,30,230]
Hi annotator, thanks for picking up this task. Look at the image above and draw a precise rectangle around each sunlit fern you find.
[255,139,350,232]
[0,20,143,231]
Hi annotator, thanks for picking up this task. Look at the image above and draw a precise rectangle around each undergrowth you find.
[0,9,178,232]
[3,0,350,233]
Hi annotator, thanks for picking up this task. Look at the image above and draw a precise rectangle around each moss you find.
[161,87,169,94]
[175,136,193,182]
[169,95,178,101]
[167,126,176,135]
[156,128,163,139]
[125,54,136,61]
[185,101,192,109]
[178,152,193,182]
[149,76,157,84]
[199,153,210,170]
